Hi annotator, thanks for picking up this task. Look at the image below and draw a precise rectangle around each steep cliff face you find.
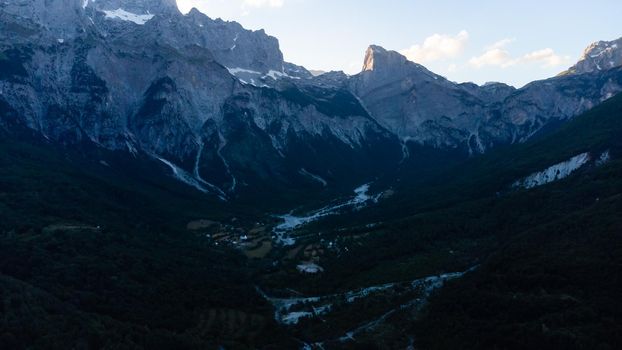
[491,67,622,145]
[183,9,285,75]
[564,37,622,75]
[349,43,622,153]
[0,0,400,198]
[1,0,621,198]
[350,46,515,151]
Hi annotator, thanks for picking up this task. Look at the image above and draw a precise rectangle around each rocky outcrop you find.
[563,37,622,75]
[0,0,400,198]
[491,67,622,143]
[183,8,289,76]
[349,43,622,153]
[1,0,621,197]
[350,46,511,151]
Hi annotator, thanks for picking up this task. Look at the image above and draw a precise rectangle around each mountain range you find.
[1,0,622,200]
[2,1,622,349]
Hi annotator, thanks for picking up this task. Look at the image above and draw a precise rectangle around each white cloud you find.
[470,39,570,69]
[486,38,515,50]
[400,30,469,64]
[522,48,571,67]
[469,48,517,68]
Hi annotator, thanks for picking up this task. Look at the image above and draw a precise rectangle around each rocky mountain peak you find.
[358,44,440,84]
[362,45,409,72]
[564,37,622,75]
[178,8,287,77]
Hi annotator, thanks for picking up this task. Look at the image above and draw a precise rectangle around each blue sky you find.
[176,0,622,87]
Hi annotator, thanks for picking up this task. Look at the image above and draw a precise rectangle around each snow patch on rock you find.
[513,153,590,189]
[226,67,262,76]
[265,70,301,80]
[103,9,155,25]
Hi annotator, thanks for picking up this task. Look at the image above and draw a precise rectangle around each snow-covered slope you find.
[513,153,591,189]
[102,9,154,25]
[512,150,612,190]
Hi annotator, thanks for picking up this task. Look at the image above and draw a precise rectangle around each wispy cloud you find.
[485,38,515,51]
[469,48,517,68]
[400,30,469,64]
[522,48,570,67]
[470,39,571,69]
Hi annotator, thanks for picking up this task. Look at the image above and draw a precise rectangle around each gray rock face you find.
[308,71,350,89]
[183,8,288,76]
[349,44,622,153]
[564,37,622,75]
[472,69,622,149]
[351,45,514,151]
[1,0,621,197]
[0,0,399,197]
[0,0,89,41]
